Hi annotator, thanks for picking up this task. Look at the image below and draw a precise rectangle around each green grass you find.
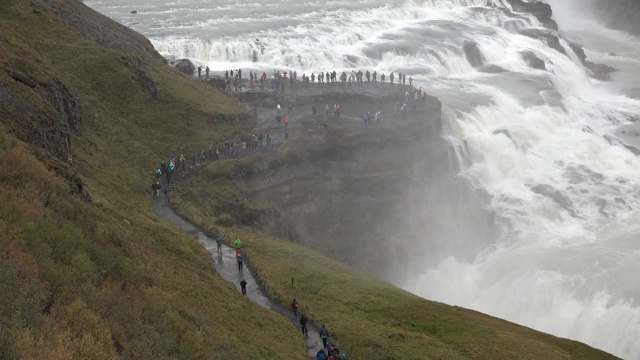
[0,0,305,358]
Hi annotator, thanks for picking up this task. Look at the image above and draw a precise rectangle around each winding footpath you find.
[152,194,324,359]
[150,82,412,358]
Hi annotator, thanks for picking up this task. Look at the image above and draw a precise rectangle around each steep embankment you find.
[171,85,617,359]
[0,0,306,358]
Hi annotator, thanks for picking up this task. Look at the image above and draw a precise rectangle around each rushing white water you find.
[86,0,640,357]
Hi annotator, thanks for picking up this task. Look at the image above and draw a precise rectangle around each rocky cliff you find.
[234,84,497,282]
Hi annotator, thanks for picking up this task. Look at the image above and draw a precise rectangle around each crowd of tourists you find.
[149,130,271,203]
[203,66,416,93]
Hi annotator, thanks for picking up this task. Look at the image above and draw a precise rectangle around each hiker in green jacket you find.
[234,238,242,256]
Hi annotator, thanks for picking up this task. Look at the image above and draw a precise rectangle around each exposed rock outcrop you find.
[479,64,507,74]
[506,0,558,30]
[126,58,160,99]
[240,84,497,282]
[531,184,578,218]
[568,42,617,81]
[520,51,546,70]
[518,28,565,55]
[172,58,195,76]
[463,41,485,67]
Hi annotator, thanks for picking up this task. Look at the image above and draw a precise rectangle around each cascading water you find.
[86,0,640,357]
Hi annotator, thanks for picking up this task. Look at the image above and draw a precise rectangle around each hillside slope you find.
[0,0,305,358]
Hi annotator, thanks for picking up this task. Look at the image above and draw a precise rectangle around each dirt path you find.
[152,196,324,359]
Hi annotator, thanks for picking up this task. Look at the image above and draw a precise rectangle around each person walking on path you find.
[320,325,330,348]
[291,298,300,317]
[237,252,244,272]
[288,103,293,115]
[240,279,247,295]
[316,349,326,360]
[216,234,223,255]
[300,313,308,336]
[152,181,161,197]
[234,237,242,253]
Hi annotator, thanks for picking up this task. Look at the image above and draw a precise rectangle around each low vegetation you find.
[0,0,305,358]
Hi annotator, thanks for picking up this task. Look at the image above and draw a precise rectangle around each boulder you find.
[463,42,485,68]
[205,77,227,90]
[520,51,546,70]
[478,64,507,74]
[172,58,195,76]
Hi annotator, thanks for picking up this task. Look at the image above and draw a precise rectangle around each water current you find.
[85,0,640,357]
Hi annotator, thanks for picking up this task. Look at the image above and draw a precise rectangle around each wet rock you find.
[130,10,137,14]
[479,64,506,74]
[520,51,546,70]
[531,184,578,218]
[518,28,564,55]
[493,129,517,147]
[463,42,485,67]
[172,58,195,76]
[568,41,616,81]
[584,62,617,81]
[205,77,227,90]
[505,0,558,30]
[624,144,640,156]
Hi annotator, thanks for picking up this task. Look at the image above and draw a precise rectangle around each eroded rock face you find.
[126,58,160,99]
[2,74,84,165]
[506,0,558,30]
[242,85,498,283]
[1,69,92,202]
[37,78,82,133]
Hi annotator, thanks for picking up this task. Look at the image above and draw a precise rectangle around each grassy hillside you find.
[0,0,305,358]
[172,128,618,360]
